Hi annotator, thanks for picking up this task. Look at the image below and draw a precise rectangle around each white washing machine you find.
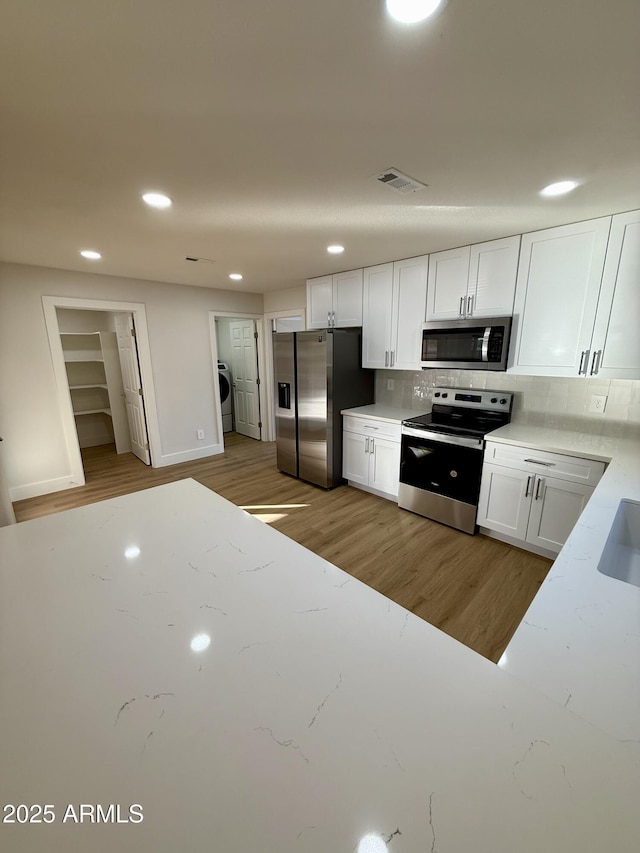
[218,362,233,433]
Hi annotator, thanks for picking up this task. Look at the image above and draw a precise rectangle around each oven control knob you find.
[434,392,440,397]
[500,398,507,405]
[441,392,448,398]
[490,397,498,403]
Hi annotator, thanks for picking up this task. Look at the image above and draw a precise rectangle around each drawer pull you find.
[524,458,555,467]
[363,425,379,430]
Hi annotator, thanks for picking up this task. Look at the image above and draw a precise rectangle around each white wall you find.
[57,308,113,332]
[263,285,305,314]
[0,262,263,497]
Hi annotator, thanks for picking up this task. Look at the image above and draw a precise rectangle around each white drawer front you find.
[343,415,401,442]
[484,441,606,486]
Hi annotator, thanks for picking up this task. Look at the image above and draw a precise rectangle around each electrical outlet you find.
[387,378,395,391]
[196,429,205,440]
[589,395,607,414]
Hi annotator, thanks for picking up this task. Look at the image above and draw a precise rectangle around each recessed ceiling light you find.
[229,273,243,281]
[327,244,345,255]
[142,192,173,209]
[540,180,580,197]
[385,0,445,24]
[80,249,102,260]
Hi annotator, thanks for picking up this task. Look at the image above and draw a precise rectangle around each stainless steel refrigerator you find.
[274,328,374,488]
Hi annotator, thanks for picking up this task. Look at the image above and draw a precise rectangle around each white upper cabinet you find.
[391,255,429,370]
[589,210,640,379]
[362,263,394,368]
[306,275,333,328]
[508,217,611,376]
[468,236,521,318]
[306,269,363,329]
[362,256,428,370]
[426,246,470,320]
[426,236,520,321]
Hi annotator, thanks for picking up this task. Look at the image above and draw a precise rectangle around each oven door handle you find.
[401,426,483,449]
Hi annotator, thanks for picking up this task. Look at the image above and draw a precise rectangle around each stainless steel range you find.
[398,387,513,534]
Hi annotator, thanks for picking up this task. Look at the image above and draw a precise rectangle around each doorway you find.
[43,296,160,489]
[215,317,262,440]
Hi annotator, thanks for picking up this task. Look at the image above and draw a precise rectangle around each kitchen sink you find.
[597,499,640,588]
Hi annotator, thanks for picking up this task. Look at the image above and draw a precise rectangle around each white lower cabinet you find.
[342,415,401,499]
[477,441,605,555]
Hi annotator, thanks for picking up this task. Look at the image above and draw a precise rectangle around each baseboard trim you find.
[10,475,85,502]
[346,480,398,503]
[478,527,557,560]
[156,444,224,468]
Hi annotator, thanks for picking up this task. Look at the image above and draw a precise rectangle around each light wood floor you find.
[13,433,552,663]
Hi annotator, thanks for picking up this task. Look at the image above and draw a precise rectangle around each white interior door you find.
[114,313,151,464]
[229,320,261,440]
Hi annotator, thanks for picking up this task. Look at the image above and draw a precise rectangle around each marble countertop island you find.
[487,424,640,755]
[1,478,640,852]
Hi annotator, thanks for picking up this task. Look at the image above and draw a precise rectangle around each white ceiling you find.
[1,0,639,294]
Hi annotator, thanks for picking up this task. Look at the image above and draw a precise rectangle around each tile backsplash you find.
[375,370,640,439]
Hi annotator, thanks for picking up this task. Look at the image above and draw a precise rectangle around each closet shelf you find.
[73,408,112,417]
[69,384,108,390]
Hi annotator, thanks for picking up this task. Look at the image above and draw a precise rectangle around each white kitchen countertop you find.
[487,423,640,755]
[341,404,420,423]
[1,478,640,851]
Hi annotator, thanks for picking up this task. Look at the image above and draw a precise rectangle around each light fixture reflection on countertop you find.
[540,180,580,197]
[190,633,211,652]
[358,833,388,853]
[80,249,102,260]
[142,192,173,209]
[124,545,141,559]
[386,0,445,24]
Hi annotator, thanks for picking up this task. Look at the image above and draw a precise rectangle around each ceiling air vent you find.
[375,168,428,194]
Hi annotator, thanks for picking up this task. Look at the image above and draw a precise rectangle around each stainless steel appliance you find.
[420,316,512,371]
[274,328,374,488]
[398,387,513,534]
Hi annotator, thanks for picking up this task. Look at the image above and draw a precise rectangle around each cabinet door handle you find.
[459,296,465,317]
[590,349,602,375]
[390,350,395,367]
[467,295,473,316]
[535,477,544,500]
[524,475,533,498]
[523,458,555,467]
[578,349,590,375]
[365,437,369,453]
[385,350,389,367]
[369,438,374,454]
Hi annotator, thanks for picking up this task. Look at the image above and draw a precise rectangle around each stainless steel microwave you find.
[420,317,512,371]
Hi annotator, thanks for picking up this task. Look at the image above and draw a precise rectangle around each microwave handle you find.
[481,326,491,361]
